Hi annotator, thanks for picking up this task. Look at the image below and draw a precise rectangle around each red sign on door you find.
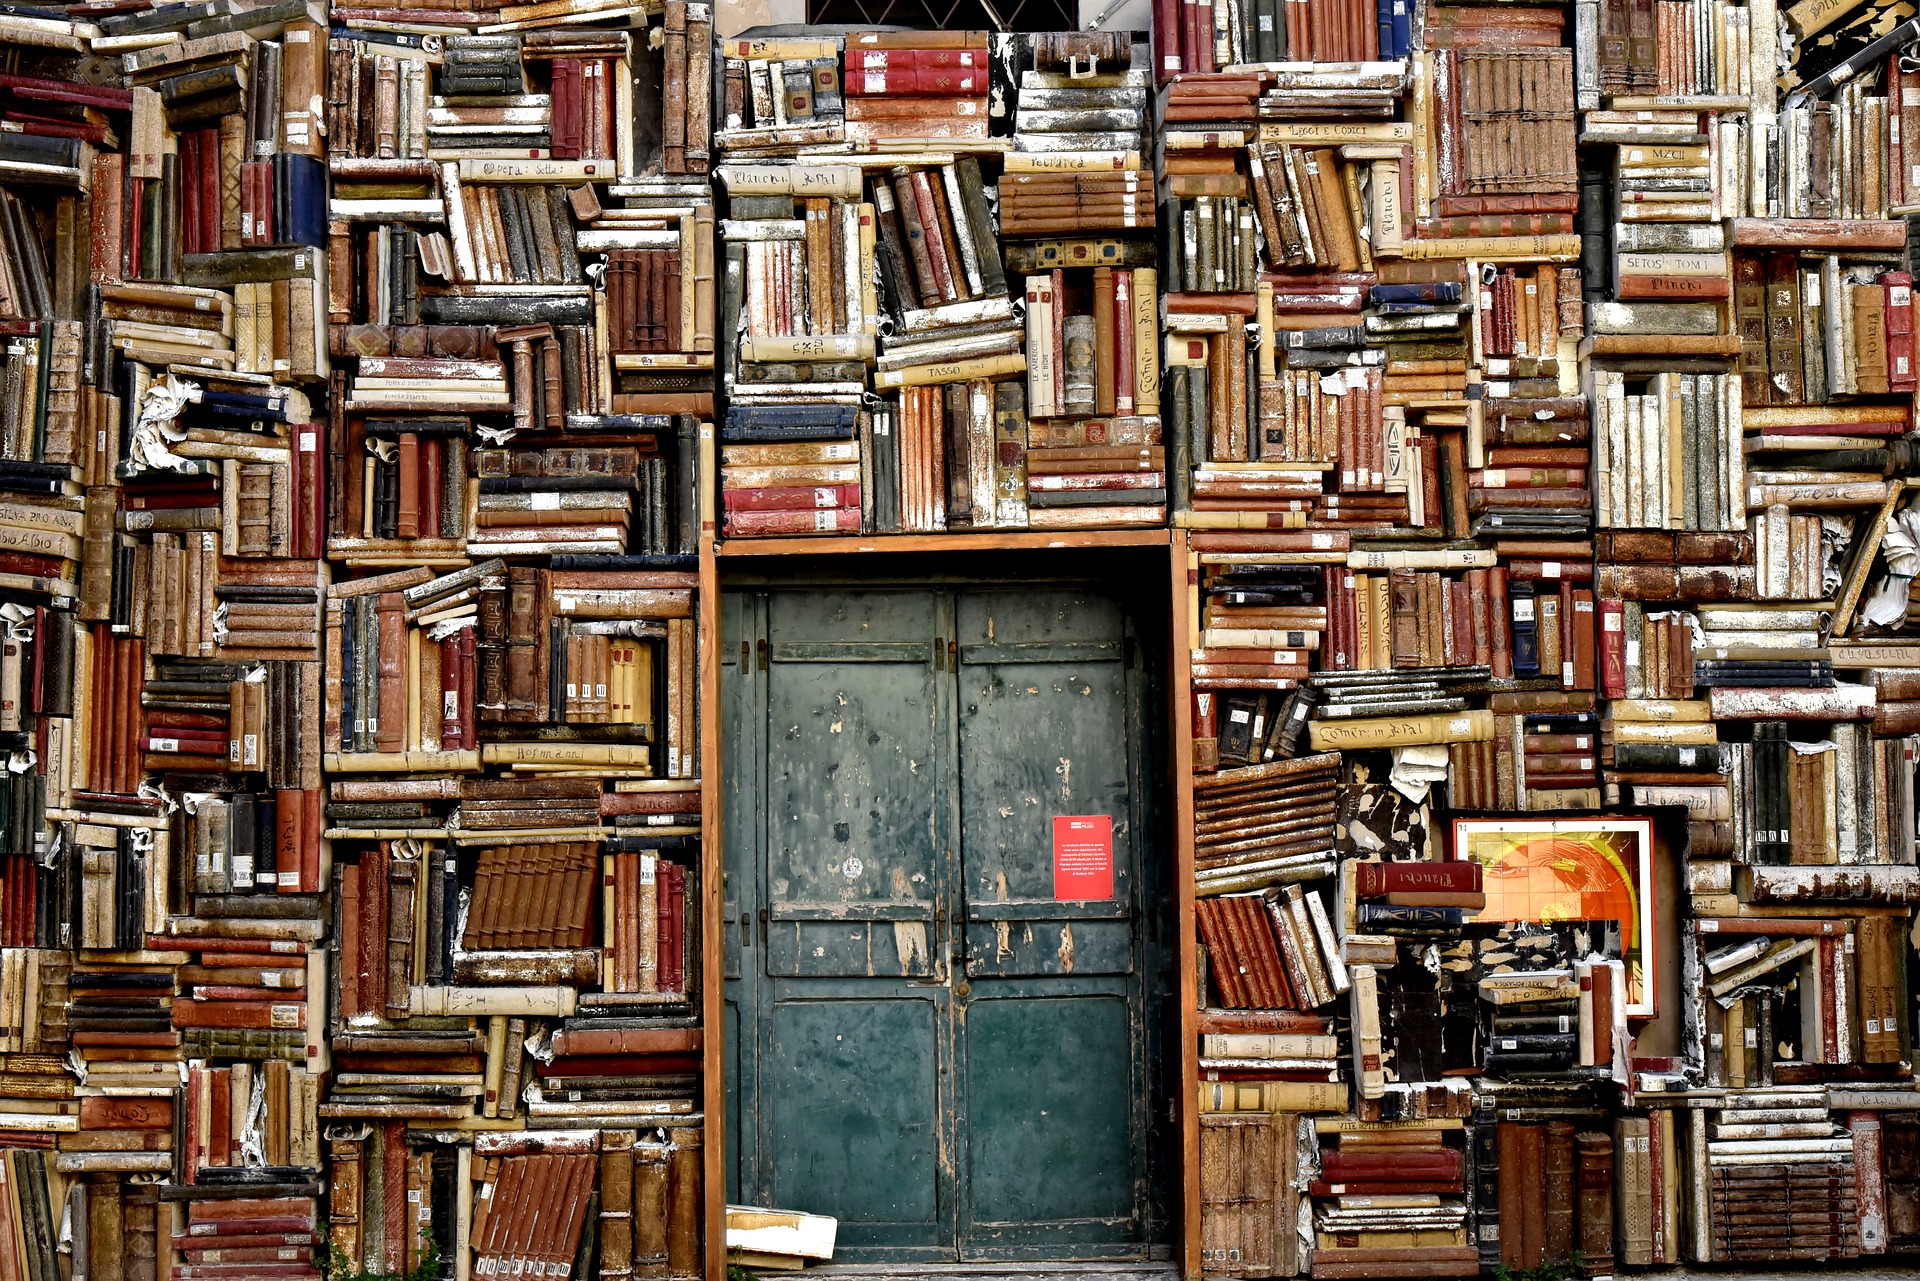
[1053,816,1114,901]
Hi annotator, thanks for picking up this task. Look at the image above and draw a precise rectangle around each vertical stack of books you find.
[309,0,712,1274]
[716,154,874,536]
[0,7,339,1278]
[1005,33,1160,529]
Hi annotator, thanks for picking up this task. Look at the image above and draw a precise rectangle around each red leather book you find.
[90,151,124,284]
[180,1248,318,1265]
[440,635,462,748]
[721,483,863,512]
[1154,0,1181,78]
[396,433,421,540]
[207,1068,231,1166]
[548,1026,701,1057]
[458,627,478,751]
[374,593,405,753]
[77,1095,173,1129]
[180,129,202,255]
[1194,899,1247,1008]
[908,170,956,302]
[187,1199,317,1226]
[633,250,650,349]
[550,59,581,160]
[172,999,306,1030]
[182,1063,204,1182]
[302,419,324,560]
[420,436,442,539]
[1487,566,1512,678]
[845,64,984,94]
[1883,271,1916,393]
[1319,1149,1463,1182]
[1353,862,1483,896]
[659,860,685,994]
[197,127,219,258]
[363,844,390,1015]
[383,1123,408,1263]
[721,507,862,536]
[1597,598,1626,698]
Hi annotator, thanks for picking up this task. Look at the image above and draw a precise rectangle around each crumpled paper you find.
[127,374,204,473]
[1861,498,1920,625]
[1389,743,1451,803]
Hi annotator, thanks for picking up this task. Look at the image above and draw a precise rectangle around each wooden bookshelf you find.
[1172,528,1204,1280]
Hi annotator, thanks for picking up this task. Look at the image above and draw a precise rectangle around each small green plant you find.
[325,1233,443,1281]
[728,1264,763,1281]
[1492,1252,1587,1281]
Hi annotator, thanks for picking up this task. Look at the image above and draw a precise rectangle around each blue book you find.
[1522,713,1601,734]
[1390,0,1411,57]
[275,153,328,250]
[340,596,357,755]
[1371,301,1469,316]
[728,404,858,427]
[1376,0,1394,59]
[720,423,858,443]
[1508,581,1539,676]
[1370,282,1463,304]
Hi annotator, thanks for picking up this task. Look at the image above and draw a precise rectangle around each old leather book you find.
[631,1135,669,1278]
[1199,1113,1292,1277]
[1576,1130,1616,1272]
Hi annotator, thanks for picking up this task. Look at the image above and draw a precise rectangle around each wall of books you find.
[4,0,1920,1273]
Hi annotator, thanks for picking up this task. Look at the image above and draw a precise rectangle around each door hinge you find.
[739,641,750,671]
[756,638,768,671]
[758,906,768,948]
[933,636,945,671]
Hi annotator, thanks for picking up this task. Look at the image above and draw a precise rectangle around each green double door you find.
[722,585,1162,1262]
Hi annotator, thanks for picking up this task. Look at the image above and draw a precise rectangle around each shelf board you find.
[714,529,1172,557]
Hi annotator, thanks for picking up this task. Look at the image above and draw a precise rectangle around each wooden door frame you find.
[698,534,1186,1280]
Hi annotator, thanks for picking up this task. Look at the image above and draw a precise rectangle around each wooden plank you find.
[700,536,726,1281]
[714,529,1173,557]
[1173,528,1203,1280]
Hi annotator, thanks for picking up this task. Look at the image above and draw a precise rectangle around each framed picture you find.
[1449,816,1657,1017]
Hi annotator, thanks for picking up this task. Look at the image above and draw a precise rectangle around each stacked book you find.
[1308,1122,1474,1277]
[1704,1092,1860,1261]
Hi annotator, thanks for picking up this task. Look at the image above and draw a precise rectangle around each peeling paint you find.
[1057,922,1075,972]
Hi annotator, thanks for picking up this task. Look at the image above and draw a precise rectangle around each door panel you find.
[768,994,946,1244]
[963,989,1139,1241]
[763,590,943,981]
[956,589,1136,981]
